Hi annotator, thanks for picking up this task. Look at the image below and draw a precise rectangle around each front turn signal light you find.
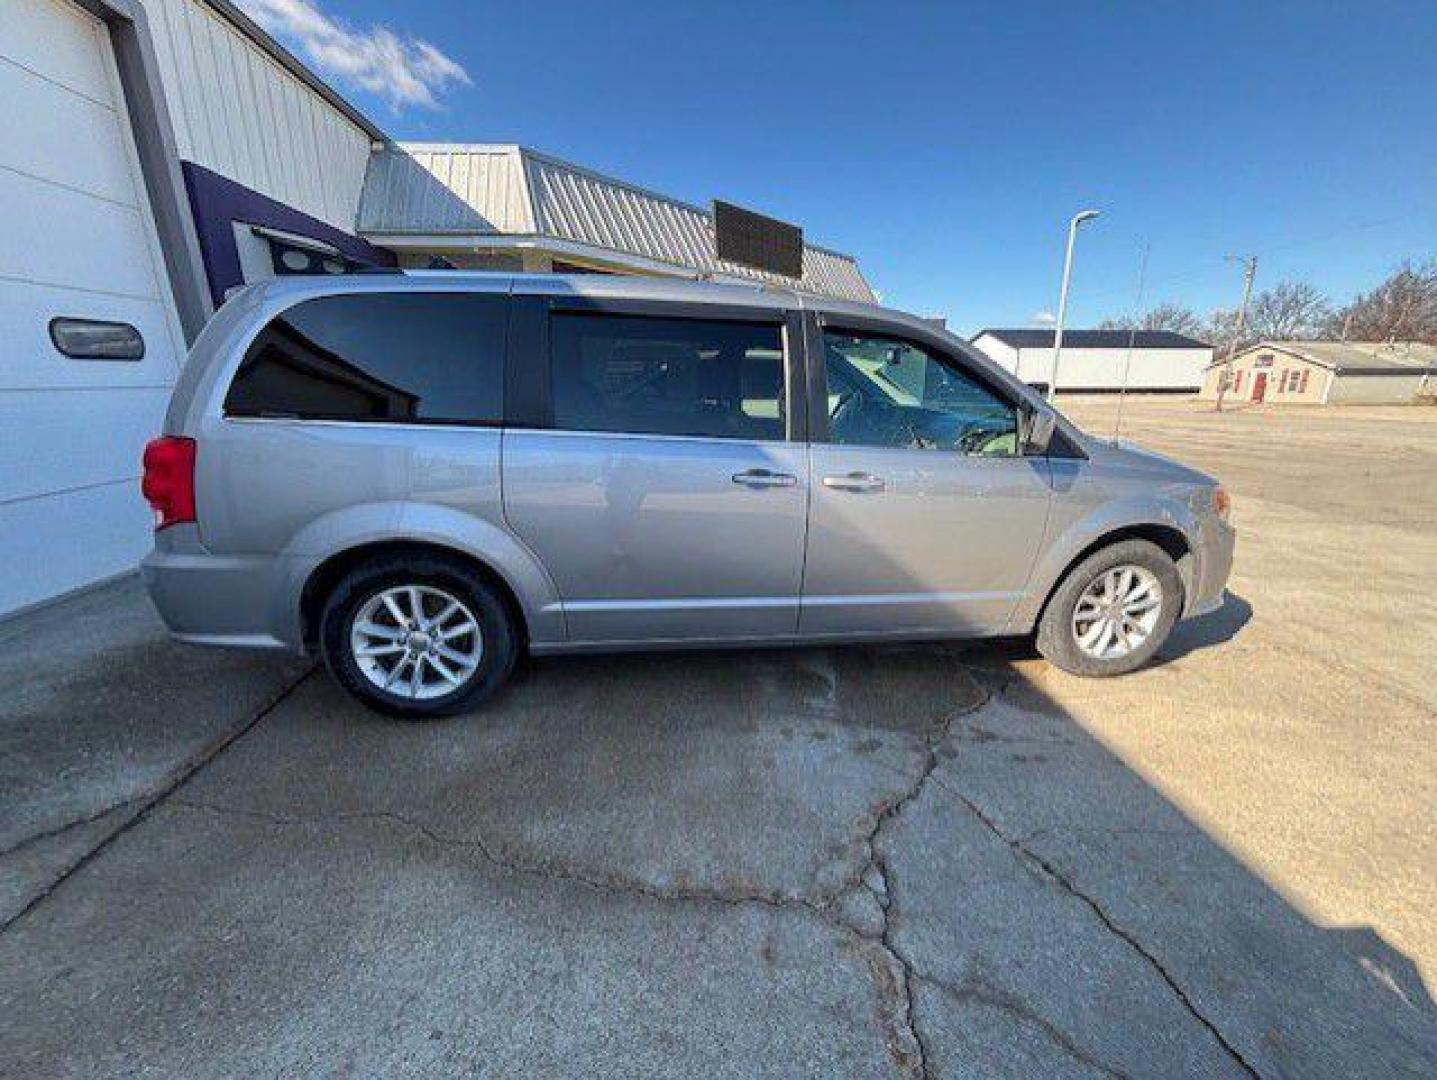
[1213,486,1231,523]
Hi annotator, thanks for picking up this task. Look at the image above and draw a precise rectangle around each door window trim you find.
[518,299,807,443]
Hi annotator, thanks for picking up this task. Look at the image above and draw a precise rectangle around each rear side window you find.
[549,313,785,441]
[224,292,507,424]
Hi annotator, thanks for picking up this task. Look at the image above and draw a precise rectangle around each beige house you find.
[1198,342,1437,405]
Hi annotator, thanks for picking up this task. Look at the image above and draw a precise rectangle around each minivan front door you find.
[800,323,1052,636]
[504,303,808,644]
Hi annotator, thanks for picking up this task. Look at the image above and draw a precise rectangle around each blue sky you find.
[248,0,1437,335]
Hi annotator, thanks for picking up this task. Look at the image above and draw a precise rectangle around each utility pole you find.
[1114,243,1150,442]
[1215,255,1257,413]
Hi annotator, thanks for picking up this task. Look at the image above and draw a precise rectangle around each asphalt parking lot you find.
[2,399,1435,1078]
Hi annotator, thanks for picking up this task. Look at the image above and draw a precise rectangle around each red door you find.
[1252,372,1268,402]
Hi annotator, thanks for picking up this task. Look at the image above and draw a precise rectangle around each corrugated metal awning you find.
[358,144,874,302]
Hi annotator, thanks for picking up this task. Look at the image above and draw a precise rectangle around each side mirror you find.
[1021,406,1057,456]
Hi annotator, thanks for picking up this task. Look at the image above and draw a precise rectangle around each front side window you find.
[550,313,785,441]
[224,292,507,424]
[822,331,1018,456]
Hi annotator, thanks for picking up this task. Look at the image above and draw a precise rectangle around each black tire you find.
[1035,539,1183,677]
[319,553,517,719]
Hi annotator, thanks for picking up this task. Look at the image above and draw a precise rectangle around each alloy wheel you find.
[349,585,483,700]
[1071,565,1163,661]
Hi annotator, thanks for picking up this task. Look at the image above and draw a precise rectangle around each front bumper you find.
[1185,515,1236,619]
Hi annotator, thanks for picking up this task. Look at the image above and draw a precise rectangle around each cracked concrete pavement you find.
[2,400,1435,1077]
[0,575,310,924]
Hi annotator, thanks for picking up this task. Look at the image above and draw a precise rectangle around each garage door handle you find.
[732,468,798,488]
[823,472,886,493]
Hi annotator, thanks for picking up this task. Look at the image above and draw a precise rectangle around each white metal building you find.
[970,329,1213,393]
[1,0,392,617]
[1,0,873,618]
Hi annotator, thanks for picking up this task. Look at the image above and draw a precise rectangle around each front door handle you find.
[732,468,798,488]
[822,471,886,493]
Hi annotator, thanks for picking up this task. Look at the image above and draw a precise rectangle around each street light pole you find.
[1046,209,1101,402]
[1214,255,1258,413]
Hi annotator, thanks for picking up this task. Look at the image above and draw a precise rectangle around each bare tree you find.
[1206,280,1327,349]
[1326,258,1437,343]
[1245,281,1330,341]
[1205,306,1242,349]
[1098,302,1205,338]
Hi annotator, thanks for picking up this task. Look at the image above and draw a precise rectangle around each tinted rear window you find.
[550,313,786,440]
[224,292,507,424]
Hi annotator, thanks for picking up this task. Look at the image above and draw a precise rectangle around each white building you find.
[1,0,871,618]
[970,329,1213,393]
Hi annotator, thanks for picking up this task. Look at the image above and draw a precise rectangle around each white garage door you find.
[0,0,186,617]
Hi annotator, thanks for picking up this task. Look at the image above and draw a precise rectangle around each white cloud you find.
[1032,310,1056,325]
[238,0,470,112]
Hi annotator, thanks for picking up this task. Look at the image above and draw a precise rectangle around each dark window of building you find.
[549,313,785,440]
[49,317,144,360]
[268,239,361,277]
[1300,369,1310,393]
[225,293,508,424]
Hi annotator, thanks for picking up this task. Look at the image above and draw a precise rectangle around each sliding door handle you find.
[732,468,798,488]
[822,472,886,493]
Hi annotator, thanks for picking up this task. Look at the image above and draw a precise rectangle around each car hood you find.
[1074,432,1215,487]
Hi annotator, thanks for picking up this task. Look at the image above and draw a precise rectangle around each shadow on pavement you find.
[1158,590,1254,662]
[1,605,1433,1076]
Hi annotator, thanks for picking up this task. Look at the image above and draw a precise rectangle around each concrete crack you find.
[168,797,829,917]
[936,781,1262,1079]
[0,796,143,860]
[169,669,1011,1080]
[831,667,1013,1078]
[915,971,1132,1079]
[0,666,318,937]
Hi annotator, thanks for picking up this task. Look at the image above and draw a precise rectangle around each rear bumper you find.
[141,541,303,652]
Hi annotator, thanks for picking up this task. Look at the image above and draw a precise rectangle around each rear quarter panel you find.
[171,279,564,649]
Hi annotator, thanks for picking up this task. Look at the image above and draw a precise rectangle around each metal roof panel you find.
[357,143,875,302]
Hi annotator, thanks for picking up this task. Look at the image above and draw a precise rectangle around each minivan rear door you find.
[800,315,1052,636]
[503,293,809,644]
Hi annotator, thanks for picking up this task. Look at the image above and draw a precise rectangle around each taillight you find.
[141,436,196,530]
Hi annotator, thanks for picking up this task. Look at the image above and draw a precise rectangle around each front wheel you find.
[319,554,517,718]
[1035,540,1182,677]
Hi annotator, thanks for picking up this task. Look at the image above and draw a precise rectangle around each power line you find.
[1071,202,1436,310]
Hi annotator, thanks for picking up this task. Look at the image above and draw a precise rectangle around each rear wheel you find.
[319,554,516,718]
[1036,539,1182,677]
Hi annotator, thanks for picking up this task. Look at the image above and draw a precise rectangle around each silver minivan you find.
[141,273,1234,717]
